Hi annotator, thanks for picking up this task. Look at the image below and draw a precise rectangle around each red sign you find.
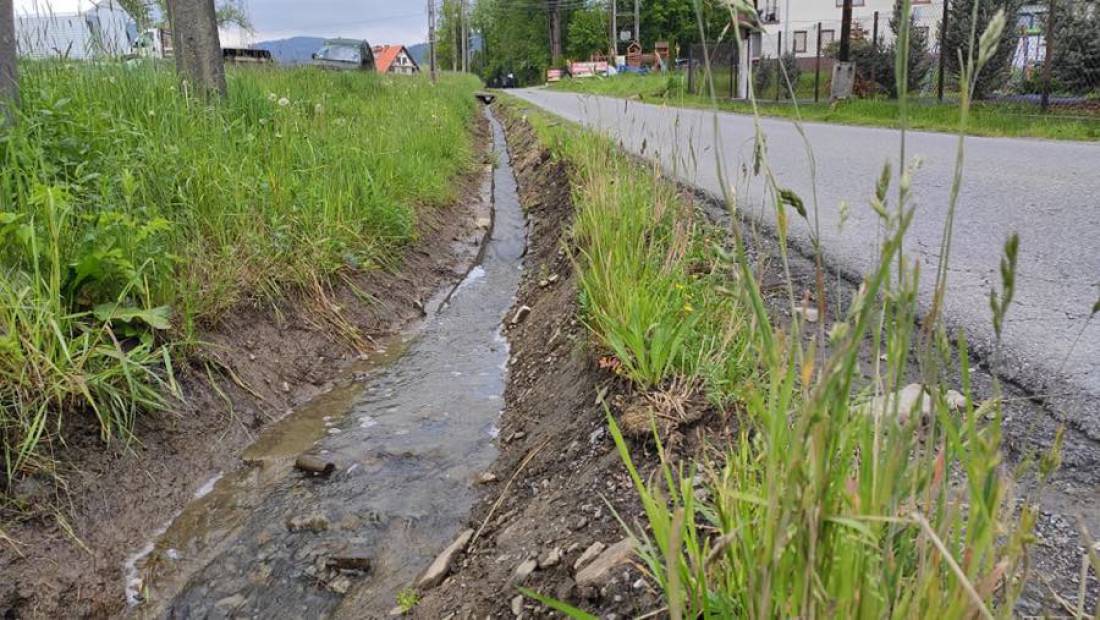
[546,69,562,82]
[570,61,608,78]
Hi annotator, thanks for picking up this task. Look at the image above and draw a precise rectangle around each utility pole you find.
[167,0,227,98]
[839,0,852,61]
[633,0,639,44]
[609,0,617,60]
[0,0,17,126]
[1040,0,1053,111]
[937,0,949,100]
[831,0,855,99]
[548,0,562,66]
[428,0,437,83]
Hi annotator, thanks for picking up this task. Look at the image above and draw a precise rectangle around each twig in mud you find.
[0,527,23,557]
[206,353,277,418]
[470,438,551,546]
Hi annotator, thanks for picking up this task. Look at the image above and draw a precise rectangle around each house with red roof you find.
[372,45,420,75]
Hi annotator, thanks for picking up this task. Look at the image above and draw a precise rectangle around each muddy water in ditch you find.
[127,107,524,619]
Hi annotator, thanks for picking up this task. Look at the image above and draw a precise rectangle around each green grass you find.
[550,72,1100,140]
[0,62,481,478]
[509,13,1071,612]
[520,102,752,403]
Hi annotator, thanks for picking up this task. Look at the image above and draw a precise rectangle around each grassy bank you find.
[509,71,1062,613]
[0,63,480,477]
[549,72,1100,140]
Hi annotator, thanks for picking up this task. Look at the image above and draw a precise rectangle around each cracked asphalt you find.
[512,88,1100,437]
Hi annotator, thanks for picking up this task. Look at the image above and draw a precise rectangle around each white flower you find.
[278,97,290,107]
[267,92,277,102]
[314,103,323,114]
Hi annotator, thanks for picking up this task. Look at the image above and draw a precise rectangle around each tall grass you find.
[544,119,751,402]
[516,0,1072,615]
[0,62,480,480]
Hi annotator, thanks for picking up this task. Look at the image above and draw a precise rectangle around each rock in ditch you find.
[574,538,634,588]
[572,541,606,571]
[286,513,329,533]
[417,528,473,589]
[538,547,562,569]
[511,305,531,325]
[511,558,538,585]
[511,594,525,616]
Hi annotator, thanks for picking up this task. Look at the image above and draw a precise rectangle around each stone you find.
[477,471,499,484]
[548,274,559,283]
[572,541,606,571]
[512,558,538,585]
[286,513,329,533]
[538,279,549,288]
[868,383,931,426]
[418,528,474,589]
[511,594,524,616]
[794,306,819,323]
[475,216,492,230]
[945,389,967,411]
[538,547,562,569]
[575,539,634,588]
[327,575,352,595]
[511,305,532,325]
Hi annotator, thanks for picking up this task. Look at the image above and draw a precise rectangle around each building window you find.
[820,29,836,48]
[793,31,808,53]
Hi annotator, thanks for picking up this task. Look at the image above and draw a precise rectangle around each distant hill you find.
[253,36,325,65]
[407,42,428,66]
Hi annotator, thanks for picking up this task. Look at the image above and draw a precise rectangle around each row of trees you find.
[457,0,729,86]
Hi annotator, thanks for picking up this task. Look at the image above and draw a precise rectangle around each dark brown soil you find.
[411,107,667,620]
[0,118,492,619]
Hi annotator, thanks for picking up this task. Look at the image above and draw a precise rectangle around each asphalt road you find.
[512,88,1100,436]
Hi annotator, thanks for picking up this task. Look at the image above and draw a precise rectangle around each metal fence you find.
[683,0,1099,114]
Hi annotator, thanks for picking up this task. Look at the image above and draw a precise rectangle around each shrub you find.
[941,0,1025,98]
[1051,0,1100,95]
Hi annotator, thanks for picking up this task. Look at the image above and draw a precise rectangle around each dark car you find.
[311,38,374,71]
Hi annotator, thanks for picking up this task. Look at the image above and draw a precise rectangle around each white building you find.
[15,0,136,60]
[751,0,944,62]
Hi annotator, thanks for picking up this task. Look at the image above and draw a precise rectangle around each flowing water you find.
[126,106,525,618]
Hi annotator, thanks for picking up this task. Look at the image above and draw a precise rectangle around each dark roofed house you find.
[312,38,374,71]
[372,44,419,75]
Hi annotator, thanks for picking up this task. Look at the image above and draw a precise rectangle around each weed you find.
[396,587,420,613]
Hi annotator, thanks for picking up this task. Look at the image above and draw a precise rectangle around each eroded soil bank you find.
[0,115,494,618]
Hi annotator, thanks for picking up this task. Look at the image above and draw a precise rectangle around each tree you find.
[886,0,932,96]
[167,0,227,98]
[940,0,1023,98]
[1051,0,1100,95]
[566,6,607,60]
[0,0,14,126]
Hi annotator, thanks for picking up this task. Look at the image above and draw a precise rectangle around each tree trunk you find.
[167,0,227,98]
[548,0,562,66]
[0,0,17,125]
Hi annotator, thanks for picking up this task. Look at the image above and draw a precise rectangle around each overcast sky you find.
[14,0,430,46]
